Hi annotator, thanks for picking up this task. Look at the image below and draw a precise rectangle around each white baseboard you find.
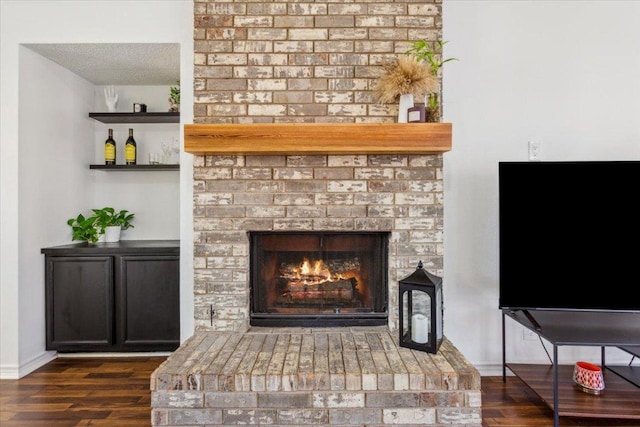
[58,351,172,358]
[475,363,514,377]
[0,351,171,379]
[0,350,56,379]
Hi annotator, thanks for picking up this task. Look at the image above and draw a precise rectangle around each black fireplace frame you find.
[248,231,390,327]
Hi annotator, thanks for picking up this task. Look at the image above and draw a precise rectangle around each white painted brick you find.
[289,29,328,40]
[326,181,367,193]
[152,391,204,408]
[248,78,287,90]
[289,3,328,15]
[312,392,365,408]
[247,104,287,116]
[234,16,272,27]
[382,407,436,425]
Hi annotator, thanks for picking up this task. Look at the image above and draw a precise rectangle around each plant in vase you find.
[67,213,100,244]
[405,39,458,122]
[169,80,180,113]
[68,208,134,244]
[92,207,135,242]
[373,55,437,123]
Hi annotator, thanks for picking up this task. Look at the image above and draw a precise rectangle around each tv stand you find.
[502,310,640,427]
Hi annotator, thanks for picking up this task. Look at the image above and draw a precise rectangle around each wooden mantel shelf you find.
[184,122,452,155]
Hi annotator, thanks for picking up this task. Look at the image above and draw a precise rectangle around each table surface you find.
[504,310,640,347]
[41,239,180,255]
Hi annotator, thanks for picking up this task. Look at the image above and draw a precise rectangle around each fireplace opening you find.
[249,231,389,327]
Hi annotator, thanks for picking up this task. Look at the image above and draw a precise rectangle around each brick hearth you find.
[151,327,481,426]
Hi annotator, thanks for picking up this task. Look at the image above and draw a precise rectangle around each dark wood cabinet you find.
[46,256,114,349]
[42,240,180,352]
[117,255,180,349]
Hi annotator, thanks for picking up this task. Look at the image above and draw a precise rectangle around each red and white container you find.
[573,361,605,394]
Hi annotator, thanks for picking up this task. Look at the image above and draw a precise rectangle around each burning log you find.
[278,277,358,305]
[286,278,354,293]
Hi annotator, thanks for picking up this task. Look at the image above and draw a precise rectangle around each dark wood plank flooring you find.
[482,375,640,427]
[0,356,166,427]
[1,357,640,426]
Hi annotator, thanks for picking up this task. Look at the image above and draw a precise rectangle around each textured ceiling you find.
[24,43,180,86]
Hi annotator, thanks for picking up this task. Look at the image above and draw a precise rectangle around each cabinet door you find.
[45,256,114,351]
[116,255,179,351]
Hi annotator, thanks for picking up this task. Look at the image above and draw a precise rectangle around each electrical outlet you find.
[523,329,538,341]
[528,140,540,161]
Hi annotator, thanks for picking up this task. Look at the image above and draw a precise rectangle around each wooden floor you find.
[0,356,166,427]
[1,357,640,427]
[482,375,640,426]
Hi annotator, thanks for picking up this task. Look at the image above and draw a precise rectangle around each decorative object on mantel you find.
[397,93,414,123]
[168,80,180,113]
[398,260,443,354]
[373,55,437,123]
[407,104,426,123]
[573,361,605,395]
[406,39,459,123]
[104,85,118,112]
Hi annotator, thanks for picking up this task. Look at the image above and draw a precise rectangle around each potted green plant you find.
[405,39,458,122]
[92,207,135,242]
[169,80,180,112]
[67,213,100,244]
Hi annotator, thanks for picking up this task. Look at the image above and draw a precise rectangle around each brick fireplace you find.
[190,150,446,333]
[149,140,482,426]
[150,1,481,426]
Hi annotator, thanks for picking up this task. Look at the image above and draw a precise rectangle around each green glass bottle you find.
[125,128,137,165]
[104,128,116,165]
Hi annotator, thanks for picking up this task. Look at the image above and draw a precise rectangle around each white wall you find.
[0,0,194,378]
[17,47,97,372]
[442,0,640,374]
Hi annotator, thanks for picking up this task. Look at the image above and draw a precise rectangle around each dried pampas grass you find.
[373,55,438,104]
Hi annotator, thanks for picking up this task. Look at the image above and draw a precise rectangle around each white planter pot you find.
[104,226,121,243]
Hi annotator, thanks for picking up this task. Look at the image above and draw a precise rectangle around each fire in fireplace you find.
[249,231,389,327]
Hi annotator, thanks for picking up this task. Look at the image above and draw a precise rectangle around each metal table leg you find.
[502,311,506,381]
[553,344,559,427]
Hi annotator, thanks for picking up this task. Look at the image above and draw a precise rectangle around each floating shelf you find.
[89,112,179,124]
[184,122,452,155]
[90,164,179,171]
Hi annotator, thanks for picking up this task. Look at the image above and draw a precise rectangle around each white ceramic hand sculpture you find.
[104,86,118,112]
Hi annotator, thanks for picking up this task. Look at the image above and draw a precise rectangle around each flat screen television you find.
[499,160,640,313]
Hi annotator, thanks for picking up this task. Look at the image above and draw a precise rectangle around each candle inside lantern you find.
[411,313,429,343]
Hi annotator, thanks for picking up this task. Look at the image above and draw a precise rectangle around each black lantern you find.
[398,261,443,353]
